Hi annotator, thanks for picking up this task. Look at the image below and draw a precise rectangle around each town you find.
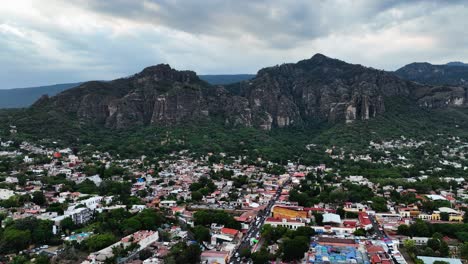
[0,134,468,264]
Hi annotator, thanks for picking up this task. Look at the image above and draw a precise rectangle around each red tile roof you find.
[359,212,372,226]
[221,227,239,236]
[367,245,385,254]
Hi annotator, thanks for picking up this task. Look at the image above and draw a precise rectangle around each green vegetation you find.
[398,220,468,245]
[83,233,117,252]
[193,210,241,230]
[259,225,315,262]
[0,217,57,254]
[403,232,449,260]
[164,242,201,264]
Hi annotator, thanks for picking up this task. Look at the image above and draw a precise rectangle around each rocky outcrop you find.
[395,62,468,109]
[232,54,414,125]
[32,54,468,130]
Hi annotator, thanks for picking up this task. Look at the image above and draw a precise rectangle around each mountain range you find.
[3,54,468,159]
[395,62,468,87]
[0,75,255,109]
[28,54,468,130]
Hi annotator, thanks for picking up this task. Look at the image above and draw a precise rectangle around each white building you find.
[0,189,15,200]
[264,218,305,230]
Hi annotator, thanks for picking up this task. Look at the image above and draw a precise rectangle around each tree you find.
[336,207,345,218]
[122,218,143,235]
[193,210,241,230]
[193,225,210,243]
[282,236,309,262]
[398,224,410,236]
[403,239,416,255]
[440,212,450,221]
[251,248,270,264]
[460,242,468,259]
[139,249,153,260]
[32,191,46,206]
[35,255,50,264]
[84,233,117,252]
[354,228,366,236]
[0,229,31,253]
[164,242,201,264]
[240,248,251,258]
[439,241,449,257]
[427,238,440,251]
[32,219,54,244]
[191,191,203,202]
[10,255,28,264]
[456,232,468,242]
[294,226,315,237]
[61,217,75,233]
[371,197,387,212]
[409,219,431,237]
[313,213,323,225]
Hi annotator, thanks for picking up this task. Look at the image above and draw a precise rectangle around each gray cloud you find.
[1,0,468,88]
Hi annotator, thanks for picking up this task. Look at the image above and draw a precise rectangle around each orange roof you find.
[221,227,239,236]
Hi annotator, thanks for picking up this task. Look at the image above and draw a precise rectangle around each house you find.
[264,217,305,230]
[53,207,94,227]
[344,202,367,213]
[23,155,33,163]
[200,250,230,264]
[366,244,392,264]
[159,200,177,208]
[87,230,159,263]
[0,189,15,200]
[5,177,18,184]
[322,213,342,225]
[272,205,308,219]
[417,256,462,264]
[358,212,373,230]
[436,207,463,222]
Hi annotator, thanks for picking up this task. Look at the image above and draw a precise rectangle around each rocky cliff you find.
[395,62,468,108]
[33,54,468,130]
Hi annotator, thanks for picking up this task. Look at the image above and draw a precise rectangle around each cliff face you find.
[32,54,468,130]
[233,54,414,127]
[395,62,468,108]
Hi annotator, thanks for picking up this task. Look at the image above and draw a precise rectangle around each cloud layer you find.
[1,0,468,88]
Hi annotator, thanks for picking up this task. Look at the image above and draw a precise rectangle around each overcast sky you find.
[1,0,468,89]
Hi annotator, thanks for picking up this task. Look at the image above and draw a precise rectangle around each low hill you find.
[0,83,82,108]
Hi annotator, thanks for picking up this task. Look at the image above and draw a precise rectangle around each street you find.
[229,180,288,264]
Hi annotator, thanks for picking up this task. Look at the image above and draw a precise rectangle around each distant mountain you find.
[395,62,468,87]
[446,61,468,67]
[199,74,254,85]
[0,83,82,108]
[29,54,468,131]
[0,75,254,109]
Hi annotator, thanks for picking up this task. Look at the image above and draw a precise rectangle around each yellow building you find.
[272,206,308,219]
[449,215,463,222]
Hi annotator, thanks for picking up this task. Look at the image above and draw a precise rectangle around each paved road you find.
[229,180,289,264]
[369,215,386,239]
